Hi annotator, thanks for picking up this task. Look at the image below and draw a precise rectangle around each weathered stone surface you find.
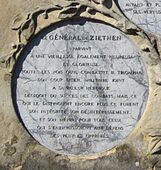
[13,19,148,155]
[118,0,161,35]
[0,0,161,169]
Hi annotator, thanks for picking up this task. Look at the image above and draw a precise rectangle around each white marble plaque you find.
[12,19,149,155]
[118,0,161,34]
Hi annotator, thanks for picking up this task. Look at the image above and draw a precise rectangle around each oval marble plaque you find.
[118,0,161,34]
[12,19,149,155]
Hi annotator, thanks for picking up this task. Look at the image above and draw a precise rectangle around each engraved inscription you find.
[12,20,149,155]
[119,0,161,34]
